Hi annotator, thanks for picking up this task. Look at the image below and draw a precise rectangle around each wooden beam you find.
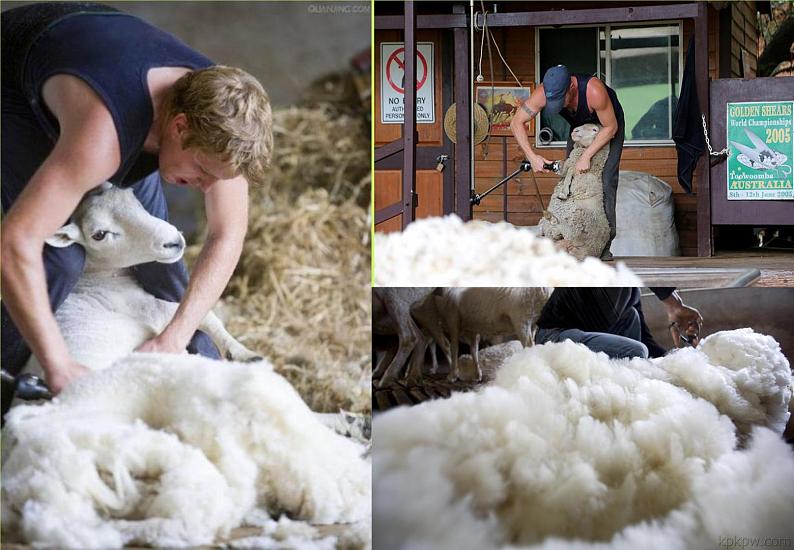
[402,0,417,229]
[374,138,404,163]
[453,4,471,220]
[694,2,712,256]
[375,14,466,30]
[375,202,403,225]
[474,3,700,28]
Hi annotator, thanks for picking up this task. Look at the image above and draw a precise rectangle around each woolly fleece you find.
[374,215,641,286]
[2,354,371,548]
[373,329,793,549]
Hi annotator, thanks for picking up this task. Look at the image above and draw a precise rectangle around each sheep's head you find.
[571,123,601,147]
[46,183,186,269]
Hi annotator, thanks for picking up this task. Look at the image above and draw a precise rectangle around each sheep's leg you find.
[472,333,482,382]
[443,303,461,383]
[199,311,264,362]
[143,299,260,361]
[373,347,396,379]
[513,317,533,348]
[428,341,439,375]
[405,333,430,384]
[377,297,422,389]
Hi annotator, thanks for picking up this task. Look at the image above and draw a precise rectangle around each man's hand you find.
[661,292,703,347]
[529,154,552,174]
[575,155,591,174]
[45,360,90,395]
[135,333,189,354]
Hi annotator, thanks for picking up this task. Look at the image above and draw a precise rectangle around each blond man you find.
[1,2,273,400]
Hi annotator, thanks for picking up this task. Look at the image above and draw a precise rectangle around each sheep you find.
[2,183,372,547]
[19,182,261,385]
[373,329,794,550]
[374,215,641,286]
[539,123,611,260]
[432,287,552,382]
[373,287,451,387]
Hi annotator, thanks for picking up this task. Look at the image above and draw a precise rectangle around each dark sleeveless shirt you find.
[559,73,624,130]
[2,3,213,187]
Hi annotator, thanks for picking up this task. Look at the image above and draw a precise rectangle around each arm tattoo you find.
[521,104,537,118]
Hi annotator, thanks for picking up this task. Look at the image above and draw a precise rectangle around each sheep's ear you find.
[45,223,83,248]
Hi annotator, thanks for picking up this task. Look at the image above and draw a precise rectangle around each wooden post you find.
[402,0,417,229]
[453,4,471,220]
[695,2,712,256]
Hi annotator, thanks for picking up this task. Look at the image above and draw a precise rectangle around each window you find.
[536,23,681,145]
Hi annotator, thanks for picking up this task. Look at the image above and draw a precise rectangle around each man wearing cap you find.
[510,65,625,259]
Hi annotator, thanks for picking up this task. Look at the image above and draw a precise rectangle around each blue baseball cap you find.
[542,65,571,115]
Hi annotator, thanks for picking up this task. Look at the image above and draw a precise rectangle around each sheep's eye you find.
[91,230,109,241]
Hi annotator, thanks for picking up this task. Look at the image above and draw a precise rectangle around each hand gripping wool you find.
[374,215,641,286]
[373,329,793,549]
[2,355,371,548]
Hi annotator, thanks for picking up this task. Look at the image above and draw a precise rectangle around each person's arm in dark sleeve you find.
[636,298,668,358]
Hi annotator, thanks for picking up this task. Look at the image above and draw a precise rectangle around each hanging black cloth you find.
[672,35,705,194]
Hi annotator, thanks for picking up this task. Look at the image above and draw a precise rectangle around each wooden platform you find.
[374,372,484,412]
[615,251,794,287]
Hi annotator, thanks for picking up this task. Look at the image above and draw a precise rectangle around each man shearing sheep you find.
[1,2,273,400]
[535,288,703,359]
[510,65,625,259]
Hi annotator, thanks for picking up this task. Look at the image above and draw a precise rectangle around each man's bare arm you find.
[509,85,552,173]
[581,79,618,161]
[1,75,121,392]
[143,175,249,352]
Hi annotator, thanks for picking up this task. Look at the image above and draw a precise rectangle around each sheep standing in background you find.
[19,183,260,385]
[540,123,611,260]
[373,287,451,387]
[434,287,552,382]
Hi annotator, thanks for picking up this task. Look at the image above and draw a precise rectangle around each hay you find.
[216,188,371,414]
[268,103,370,205]
[183,66,372,415]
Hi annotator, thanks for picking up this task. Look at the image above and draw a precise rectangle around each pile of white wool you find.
[2,354,371,549]
[373,329,794,549]
[374,215,641,286]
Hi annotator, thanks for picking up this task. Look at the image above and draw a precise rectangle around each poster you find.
[726,100,793,200]
[380,42,435,124]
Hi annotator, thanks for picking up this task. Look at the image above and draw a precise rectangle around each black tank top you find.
[2,3,213,187]
[559,74,624,130]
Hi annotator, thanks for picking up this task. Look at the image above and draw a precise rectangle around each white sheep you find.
[539,123,611,260]
[2,183,372,547]
[373,329,794,549]
[432,287,552,382]
[20,182,260,384]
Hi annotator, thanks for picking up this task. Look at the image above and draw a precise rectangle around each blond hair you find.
[163,66,273,185]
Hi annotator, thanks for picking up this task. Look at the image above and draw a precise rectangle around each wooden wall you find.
[374,30,445,233]
[470,8,723,257]
[375,3,757,255]
[729,1,760,77]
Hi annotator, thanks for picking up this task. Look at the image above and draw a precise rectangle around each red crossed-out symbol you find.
[386,47,428,94]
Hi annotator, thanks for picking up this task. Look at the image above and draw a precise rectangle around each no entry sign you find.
[380,42,435,124]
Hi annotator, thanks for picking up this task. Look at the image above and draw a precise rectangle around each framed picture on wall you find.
[475,82,533,137]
